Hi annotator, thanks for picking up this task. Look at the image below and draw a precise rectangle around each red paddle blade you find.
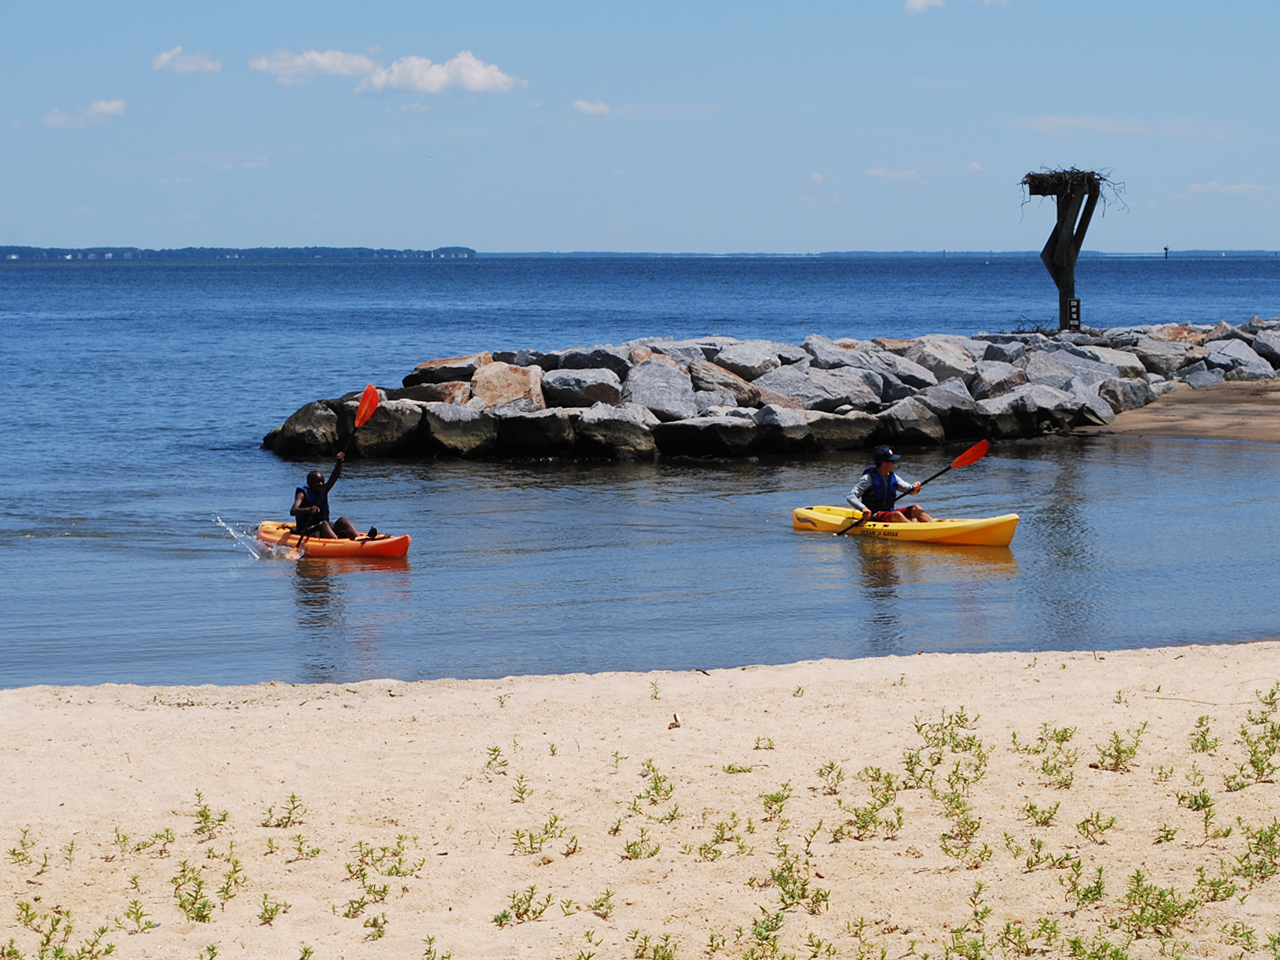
[354,384,381,428]
[951,439,989,469]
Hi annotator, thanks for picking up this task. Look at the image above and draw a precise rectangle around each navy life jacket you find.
[296,485,330,525]
[861,466,899,513]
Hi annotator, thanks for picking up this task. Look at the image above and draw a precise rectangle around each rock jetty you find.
[263,318,1280,461]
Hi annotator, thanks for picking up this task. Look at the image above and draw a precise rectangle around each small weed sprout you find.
[170,860,214,922]
[1191,716,1221,753]
[1155,765,1175,783]
[760,783,793,822]
[817,760,845,795]
[216,857,248,907]
[191,791,230,840]
[608,818,623,836]
[512,774,533,803]
[1021,801,1060,827]
[622,826,661,860]
[1112,869,1200,937]
[1154,824,1177,844]
[1076,812,1117,844]
[363,912,388,940]
[261,793,307,828]
[494,694,509,708]
[549,742,558,756]
[1114,689,1126,704]
[793,684,805,697]
[1095,722,1148,773]
[724,763,754,774]
[754,737,776,751]
[421,934,454,960]
[627,929,680,960]
[259,893,291,925]
[289,834,322,861]
[484,745,509,774]
[496,885,552,925]
[60,839,76,864]
[1060,861,1106,908]
[123,898,153,933]
[589,888,616,919]
[7,827,35,865]
[650,681,661,700]
[1221,923,1258,951]
[612,750,629,770]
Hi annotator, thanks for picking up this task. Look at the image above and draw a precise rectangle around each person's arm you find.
[845,474,873,517]
[290,489,314,519]
[895,474,921,496]
[324,451,345,491]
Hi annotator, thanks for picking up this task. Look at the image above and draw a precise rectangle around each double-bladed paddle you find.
[834,438,990,536]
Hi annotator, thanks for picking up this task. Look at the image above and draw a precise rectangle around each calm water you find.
[2,255,1278,687]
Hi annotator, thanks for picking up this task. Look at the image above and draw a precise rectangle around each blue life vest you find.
[296,485,329,525]
[861,466,899,513]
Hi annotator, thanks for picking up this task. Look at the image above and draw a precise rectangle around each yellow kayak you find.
[792,506,1019,547]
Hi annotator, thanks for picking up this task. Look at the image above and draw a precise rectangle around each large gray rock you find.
[914,377,984,438]
[1062,378,1117,425]
[688,360,762,407]
[1081,345,1148,380]
[344,398,426,458]
[1133,337,1193,378]
[645,341,709,368]
[1022,350,1077,390]
[714,340,782,381]
[272,401,339,457]
[558,344,633,379]
[1253,329,1280,367]
[976,383,1104,438]
[970,360,1030,401]
[752,365,845,412]
[875,397,946,445]
[904,339,978,385]
[865,350,938,389]
[807,367,882,410]
[1175,360,1224,389]
[652,416,758,457]
[695,390,737,414]
[575,403,658,460]
[404,352,493,387]
[495,408,578,458]
[621,360,698,421]
[1097,377,1155,413]
[1043,346,1121,386]
[541,367,623,407]
[802,333,863,369]
[492,348,561,371]
[753,404,815,453]
[1205,339,1274,378]
[983,341,1027,364]
[804,411,880,450]
[420,402,498,457]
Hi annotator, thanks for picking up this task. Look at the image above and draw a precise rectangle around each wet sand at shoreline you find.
[1077,379,1280,444]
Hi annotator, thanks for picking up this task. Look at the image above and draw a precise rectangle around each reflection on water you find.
[291,557,412,683]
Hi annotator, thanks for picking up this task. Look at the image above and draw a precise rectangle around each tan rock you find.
[389,382,471,404]
[688,360,761,406]
[403,352,493,387]
[629,347,687,373]
[871,337,916,356]
[470,361,546,410]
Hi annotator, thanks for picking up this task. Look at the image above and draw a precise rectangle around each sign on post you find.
[1068,298,1081,331]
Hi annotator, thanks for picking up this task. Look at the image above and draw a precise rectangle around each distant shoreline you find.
[4,245,1280,262]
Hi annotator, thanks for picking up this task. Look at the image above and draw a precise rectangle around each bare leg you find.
[902,505,934,523]
[307,520,338,539]
[877,510,911,523]
[333,517,359,540]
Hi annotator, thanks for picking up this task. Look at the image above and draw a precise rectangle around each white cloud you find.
[868,167,920,180]
[1018,115,1223,139]
[1189,181,1273,195]
[153,46,222,73]
[250,47,522,95]
[360,51,522,93]
[810,173,824,183]
[969,161,982,171]
[44,100,125,128]
[571,99,611,116]
[250,49,378,84]
[906,0,946,10]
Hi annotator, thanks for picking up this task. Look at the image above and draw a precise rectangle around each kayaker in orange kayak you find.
[846,445,935,524]
[290,452,365,539]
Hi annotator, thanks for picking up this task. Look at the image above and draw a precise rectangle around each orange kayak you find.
[256,521,411,558]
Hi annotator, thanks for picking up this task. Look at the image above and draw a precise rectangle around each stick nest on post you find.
[1020,167,1126,212]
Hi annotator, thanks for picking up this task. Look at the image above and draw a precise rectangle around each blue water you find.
[1,254,1278,688]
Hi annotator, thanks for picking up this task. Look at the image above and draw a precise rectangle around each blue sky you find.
[3,1,1277,252]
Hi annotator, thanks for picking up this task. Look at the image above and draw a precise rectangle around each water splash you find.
[213,515,299,560]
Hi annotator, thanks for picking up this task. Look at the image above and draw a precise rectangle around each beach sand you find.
[4,643,1280,959]
[1077,379,1280,445]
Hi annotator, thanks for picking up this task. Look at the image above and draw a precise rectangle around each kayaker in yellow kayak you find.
[290,452,364,540]
[846,445,935,524]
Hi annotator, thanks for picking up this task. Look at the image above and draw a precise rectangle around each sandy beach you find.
[1077,380,1280,445]
[5,642,1280,959]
